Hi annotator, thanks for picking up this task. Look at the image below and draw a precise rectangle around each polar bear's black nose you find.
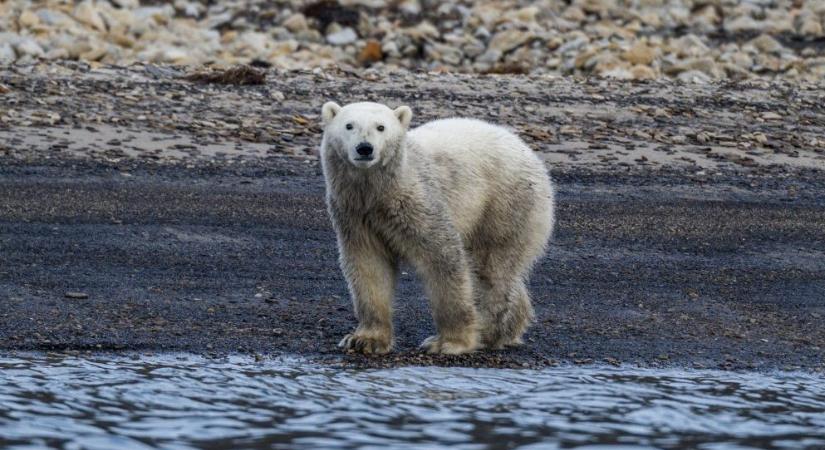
[356,142,373,157]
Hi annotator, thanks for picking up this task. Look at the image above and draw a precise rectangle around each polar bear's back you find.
[407,118,553,240]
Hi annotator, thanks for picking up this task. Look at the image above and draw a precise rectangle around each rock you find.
[0,84,9,94]
[398,0,421,17]
[74,1,108,32]
[798,16,823,36]
[631,64,657,80]
[677,69,712,84]
[506,6,539,23]
[358,39,383,64]
[19,10,40,28]
[326,27,358,46]
[561,6,586,22]
[65,292,89,299]
[576,0,616,16]
[749,34,784,54]
[670,34,709,57]
[0,43,15,62]
[283,13,308,33]
[381,40,400,58]
[762,111,782,120]
[622,41,656,65]
[15,38,44,57]
[691,5,720,30]
[462,37,486,58]
[111,0,139,8]
[488,29,533,54]
[600,66,633,80]
[724,16,760,33]
[425,42,462,66]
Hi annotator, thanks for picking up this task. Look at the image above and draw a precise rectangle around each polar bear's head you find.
[321,101,412,169]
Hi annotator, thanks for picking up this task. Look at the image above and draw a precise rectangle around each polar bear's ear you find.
[322,102,342,126]
[394,105,412,129]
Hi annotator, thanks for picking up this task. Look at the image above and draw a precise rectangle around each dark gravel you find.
[0,157,823,371]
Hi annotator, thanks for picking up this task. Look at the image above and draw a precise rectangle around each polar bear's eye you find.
[377,125,385,132]
[346,123,353,130]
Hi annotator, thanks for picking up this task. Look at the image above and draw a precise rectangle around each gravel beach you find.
[1,62,824,370]
[2,0,825,82]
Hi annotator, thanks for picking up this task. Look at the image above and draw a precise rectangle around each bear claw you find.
[419,334,479,355]
[338,332,392,355]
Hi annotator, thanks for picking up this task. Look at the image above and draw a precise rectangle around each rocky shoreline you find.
[2,0,824,82]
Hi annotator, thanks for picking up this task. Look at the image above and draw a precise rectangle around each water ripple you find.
[1,354,824,450]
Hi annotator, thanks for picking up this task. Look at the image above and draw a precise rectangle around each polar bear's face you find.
[321,101,412,169]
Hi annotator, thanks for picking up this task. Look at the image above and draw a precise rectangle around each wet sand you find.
[1,62,824,370]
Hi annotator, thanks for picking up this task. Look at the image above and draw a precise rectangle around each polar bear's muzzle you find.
[355,142,374,160]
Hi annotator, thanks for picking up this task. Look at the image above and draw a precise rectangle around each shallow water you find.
[1,354,824,450]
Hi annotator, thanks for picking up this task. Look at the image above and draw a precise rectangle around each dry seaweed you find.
[183,65,266,85]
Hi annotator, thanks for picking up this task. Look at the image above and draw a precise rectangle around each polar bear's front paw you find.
[419,334,479,355]
[338,330,392,355]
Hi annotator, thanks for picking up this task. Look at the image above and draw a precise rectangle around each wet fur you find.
[320,102,554,355]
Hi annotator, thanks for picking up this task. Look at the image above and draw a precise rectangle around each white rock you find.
[724,16,760,33]
[326,27,358,46]
[283,13,308,33]
[398,0,421,16]
[677,70,712,84]
[0,43,15,62]
[749,34,784,54]
[111,0,139,8]
[601,66,634,80]
[488,29,533,53]
[15,37,44,57]
[425,42,463,65]
[37,10,76,27]
[381,40,400,58]
[74,1,107,32]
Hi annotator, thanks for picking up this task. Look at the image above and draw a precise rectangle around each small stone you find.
[622,41,656,65]
[561,5,586,22]
[65,292,89,300]
[0,84,9,94]
[725,15,760,33]
[14,38,44,58]
[19,10,40,28]
[381,40,400,58]
[677,70,712,84]
[326,27,358,46]
[631,64,657,80]
[762,111,782,120]
[749,34,785,54]
[270,90,285,101]
[487,29,533,54]
[283,13,308,33]
[0,43,14,63]
[74,1,108,32]
[799,18,823,36]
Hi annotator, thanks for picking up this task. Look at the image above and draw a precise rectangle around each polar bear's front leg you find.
[411,239,480,355]
[336,231,397,355]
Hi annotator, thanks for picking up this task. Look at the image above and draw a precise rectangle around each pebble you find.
[326,27,358,46]
[65,292,89,300]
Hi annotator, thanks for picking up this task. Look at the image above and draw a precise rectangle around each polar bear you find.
[320,101,554,355]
